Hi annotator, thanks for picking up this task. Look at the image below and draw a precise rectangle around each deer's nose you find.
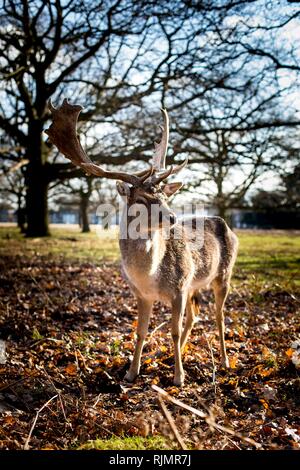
[169,213,177,226]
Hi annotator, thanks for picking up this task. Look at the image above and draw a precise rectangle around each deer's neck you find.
[119,209,166,276]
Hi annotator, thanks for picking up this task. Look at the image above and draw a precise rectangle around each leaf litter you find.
[0,253,299,449]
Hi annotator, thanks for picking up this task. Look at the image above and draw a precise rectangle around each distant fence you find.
[232,211,300,230]
[1,208,300,230]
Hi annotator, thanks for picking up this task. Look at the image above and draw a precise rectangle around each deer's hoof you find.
[173,375,185,387]
[124,371,138,382]
[222,357,230,369]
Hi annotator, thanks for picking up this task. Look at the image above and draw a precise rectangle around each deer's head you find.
[45,100,187,230]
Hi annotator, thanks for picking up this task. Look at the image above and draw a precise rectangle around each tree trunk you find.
[80,196,90,233]
[217,206,227,220]
[26,175,49,237]
[16,194,26,233]
[25,120,50,237]
[216,205,233,227]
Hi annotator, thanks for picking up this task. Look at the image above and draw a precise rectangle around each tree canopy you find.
[0,0,299,234]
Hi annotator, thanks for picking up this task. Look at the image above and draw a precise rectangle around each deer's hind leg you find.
[180,293,198,353]
[125,296,152,382]
[212,278,230,368]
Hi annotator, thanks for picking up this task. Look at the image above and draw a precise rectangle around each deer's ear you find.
[161,182,183,197]
[116,181,131,198]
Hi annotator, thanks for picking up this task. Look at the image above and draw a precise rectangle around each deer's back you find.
[119,216,238,302]
[189,216,238,286]
[157,216,238,293]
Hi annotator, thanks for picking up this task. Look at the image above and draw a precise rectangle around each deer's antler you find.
[45,99,186,187]
[151,158,188,185]
[153,108,169,171]
[45,99,143,186]
[150,108,188,183]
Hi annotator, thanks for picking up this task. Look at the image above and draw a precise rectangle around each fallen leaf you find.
[263,385,277,401]
[259,399,269,410]
[151,377,159,385]
[65,363,77,375]
[123,341,134,351]
[229,355,238,369]
[291,351,300,369]
[285,428,300,443]
[285,348,293,358]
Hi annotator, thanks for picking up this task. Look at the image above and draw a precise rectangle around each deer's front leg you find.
[172,293,186,387]
[125,297,152,382]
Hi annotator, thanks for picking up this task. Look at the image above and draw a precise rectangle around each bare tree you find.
[0,0,164,236]
[182,128,277,219]
[0,168,27,231]
[52,176,96,233]
[1,0,299,237]
[157,2,300,216]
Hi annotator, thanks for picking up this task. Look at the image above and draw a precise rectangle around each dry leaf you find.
[65,363,77,375]
[263,385,277,401]
[285,348,293,358]
[229,355,238,369]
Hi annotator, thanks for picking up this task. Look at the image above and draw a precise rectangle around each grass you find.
[0,224,299,289]
[235,229,300,289]
[0,225,119,262]
[79,436,169,450]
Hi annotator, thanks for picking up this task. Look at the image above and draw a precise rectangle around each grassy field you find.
[0,225,120,262]
[235,230,300,289]
[0,225,299,450]
[0,225,299,288]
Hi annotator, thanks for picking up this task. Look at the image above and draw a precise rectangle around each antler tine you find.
[135,164,154,182]
[171,157,188,175]
[152,165,173,185]
[152,108,169,171]
[45,99,141,186]
[152,158,188,185]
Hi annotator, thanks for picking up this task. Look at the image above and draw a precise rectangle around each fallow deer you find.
[45,99,238,386]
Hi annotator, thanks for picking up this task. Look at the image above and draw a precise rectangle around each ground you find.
[0,225,299,450]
